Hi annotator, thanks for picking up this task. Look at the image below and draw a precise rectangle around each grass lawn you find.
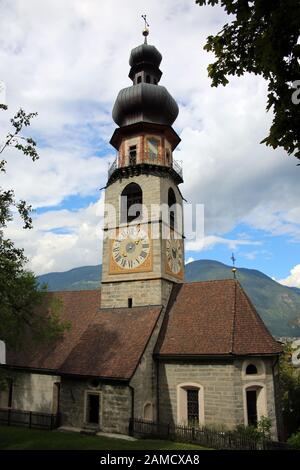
[0,426,209,450]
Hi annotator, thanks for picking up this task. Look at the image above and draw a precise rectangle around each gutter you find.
[0,364,129,385]
[154,352,282,361]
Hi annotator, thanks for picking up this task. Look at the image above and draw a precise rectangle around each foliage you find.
[0,106,38,229]
[0,238,68,348]
[287,429,300,449]
[233,417,271,441]
[196,0,300,162]
[279,342,300,436]
[0,105,69,352]
[257,416,272,439]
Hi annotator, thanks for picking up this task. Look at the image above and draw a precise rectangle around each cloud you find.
[186,235,261,252]
[185,257,195,265]
[278,265,300,289]
[178,84,300,240]
[2,146,112,208]
[1,0,299,275]
[5,197,105,275]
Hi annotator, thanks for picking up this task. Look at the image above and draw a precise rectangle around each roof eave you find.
[0,364,130,384]
[155,351,282,361]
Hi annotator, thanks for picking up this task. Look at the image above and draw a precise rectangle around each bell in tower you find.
[101,27,184,309]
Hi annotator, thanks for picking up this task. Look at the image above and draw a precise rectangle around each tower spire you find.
[141,14,149,44]
[231,253,237,279]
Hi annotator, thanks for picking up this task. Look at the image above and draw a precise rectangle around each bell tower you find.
[101,28,184,308]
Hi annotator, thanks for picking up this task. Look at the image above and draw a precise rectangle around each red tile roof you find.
[156,280,282,357]
[6,290,162,380]
[6,280,281,379]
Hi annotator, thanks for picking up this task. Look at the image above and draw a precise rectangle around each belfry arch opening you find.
[168,187,176,229]
[121,183,143,223]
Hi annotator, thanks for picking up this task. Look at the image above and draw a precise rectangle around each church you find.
[0,29,282,439]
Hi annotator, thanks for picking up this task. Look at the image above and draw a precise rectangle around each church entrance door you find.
[87,393,100,424]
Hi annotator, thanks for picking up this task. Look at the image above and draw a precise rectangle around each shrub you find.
[232,424,261,441]
[257,416,272,439]
[287,431,300,449]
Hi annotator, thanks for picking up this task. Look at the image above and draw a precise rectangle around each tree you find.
[196,0,300,162]
[0,104,68,350]
[279,342,300,437]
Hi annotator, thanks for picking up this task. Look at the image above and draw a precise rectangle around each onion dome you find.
[128,44,162,81]
[112,83,178,127]
[112,31,179,128]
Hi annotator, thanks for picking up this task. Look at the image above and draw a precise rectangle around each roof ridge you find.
[230,281,238,354]
[154,283,183,354]
[129,305,164,380]
[235,281,281,352]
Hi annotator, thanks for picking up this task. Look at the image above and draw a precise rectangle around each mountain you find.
[38,265,102,292]
[37,260,300,338]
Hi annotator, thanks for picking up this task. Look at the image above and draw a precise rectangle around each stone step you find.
[80,424,99,436]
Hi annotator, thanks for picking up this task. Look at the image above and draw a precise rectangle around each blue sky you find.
[0,0,299,287]
[186,224,298,280]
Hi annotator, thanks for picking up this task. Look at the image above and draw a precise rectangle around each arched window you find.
[168,187,176,229]
[129,145,137,166]
[246,364,258,375]
[121,183,143,223]
[242,360,265,379]
[177,383,204,426]
[244,384,266,427]
[137,75,142,84]
[143,402,153,421]
[146,75,151,83]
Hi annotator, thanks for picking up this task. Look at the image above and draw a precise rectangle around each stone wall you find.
[233,357,279,438]
[101,172,183,308]
[0,370,60,413]
[101,278,172,308]
[158,358,279,439]
[59,378,131,434]
[129,292,172,420]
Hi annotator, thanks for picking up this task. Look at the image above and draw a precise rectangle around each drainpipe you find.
[129,385,135,436]
[155,358,160,424]
[272,355,281,441]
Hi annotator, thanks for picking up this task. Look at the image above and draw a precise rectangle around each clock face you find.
[166,237,183,276]
[111,226,151,271]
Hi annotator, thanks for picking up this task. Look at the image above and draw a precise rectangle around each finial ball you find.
[143,27,149,37]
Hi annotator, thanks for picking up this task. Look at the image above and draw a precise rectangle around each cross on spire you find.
[141,14,149,44]
[231,253,237,279]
